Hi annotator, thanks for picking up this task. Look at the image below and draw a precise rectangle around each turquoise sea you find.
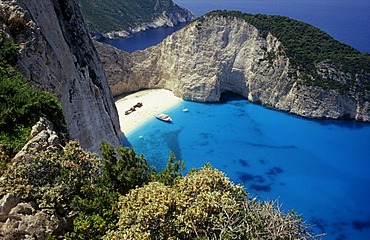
[106,1,370,239]
[128,95,370,239]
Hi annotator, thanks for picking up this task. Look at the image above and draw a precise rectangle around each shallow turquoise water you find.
[109,1,370,238]
[125,94,370,239]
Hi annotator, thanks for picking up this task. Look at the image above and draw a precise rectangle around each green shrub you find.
[0,141,100,214]
[150,151,185,185]
[105,181,176,240]
[173,166,247,239]
[1,139,317,239]
[0,32,19,67]
[0,72,66,153]
[99,141,151,193]
[67,143,185,239]
[0,33,65,155]
[68,143,151,239]
[0,144,10,175]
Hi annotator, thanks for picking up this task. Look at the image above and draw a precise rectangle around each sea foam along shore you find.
[115,89,182,136]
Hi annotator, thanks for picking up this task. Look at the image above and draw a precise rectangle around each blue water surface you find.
[99,23,186,52]
[106,1,370,239]
[126,94,370,239]
[99,1,370,53]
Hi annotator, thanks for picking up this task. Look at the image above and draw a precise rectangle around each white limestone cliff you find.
[2,0,121,153]
[96,14,370,121]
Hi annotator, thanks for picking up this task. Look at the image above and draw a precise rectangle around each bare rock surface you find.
[1,0,121,153]
[96,13,370,121]
[0,193,65,240]
[0,118,73,239]
[12,117,60,163]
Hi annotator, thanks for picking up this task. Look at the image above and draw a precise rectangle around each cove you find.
[125,93,370,239]
[105,1,370,238]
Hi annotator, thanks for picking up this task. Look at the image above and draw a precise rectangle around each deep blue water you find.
[109,1,370,239]
[99,23,187,52]
[99,0,370,53]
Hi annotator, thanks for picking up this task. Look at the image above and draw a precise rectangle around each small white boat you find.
[156,113,172,122]
[183,108,189,112]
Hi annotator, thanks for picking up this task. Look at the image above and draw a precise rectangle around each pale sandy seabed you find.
[115,89,182,136]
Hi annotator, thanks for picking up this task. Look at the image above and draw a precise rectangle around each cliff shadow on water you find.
[220,91,370,129]
[120,134,132,147]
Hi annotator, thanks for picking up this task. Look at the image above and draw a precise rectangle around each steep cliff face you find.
[95,40,143,96]
[96,12,370,121]
[2,0,121,153]
[79,0,195,39]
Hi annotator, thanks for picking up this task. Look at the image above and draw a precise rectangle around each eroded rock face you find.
[0,118,67,239]
[1,0,121,153]
[96,14,370,121]
[0,193,66,240]
[12,117,60,163]
[94,41,138,96]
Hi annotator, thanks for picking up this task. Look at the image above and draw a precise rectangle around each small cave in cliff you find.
[219,91,246,103]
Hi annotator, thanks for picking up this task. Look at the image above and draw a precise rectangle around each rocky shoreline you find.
[82,1,195,40]
[95,13,370,122]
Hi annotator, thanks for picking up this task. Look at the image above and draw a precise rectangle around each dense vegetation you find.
[106,165,315,239]
[0,7,327,239]
[0,139,184,239]
[0,139,317,239]
[0,31,318,238]
[0,33,65,158]
[67,143,185,239]
[78,0,185,34]
[205,11,370,91]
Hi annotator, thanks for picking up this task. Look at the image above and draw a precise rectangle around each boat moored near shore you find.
[156,113,172,122]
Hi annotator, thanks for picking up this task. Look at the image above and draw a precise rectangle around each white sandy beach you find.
[115,89,183,136]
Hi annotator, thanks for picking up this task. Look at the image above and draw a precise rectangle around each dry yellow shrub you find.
[104,166,317,239]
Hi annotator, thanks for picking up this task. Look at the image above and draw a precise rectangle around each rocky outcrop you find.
[0,0,121,153]
[0,118,67,239]
[12,117,61,163]
[0,193,66,240]
[94,41,140,96]
[96,12,370,121]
